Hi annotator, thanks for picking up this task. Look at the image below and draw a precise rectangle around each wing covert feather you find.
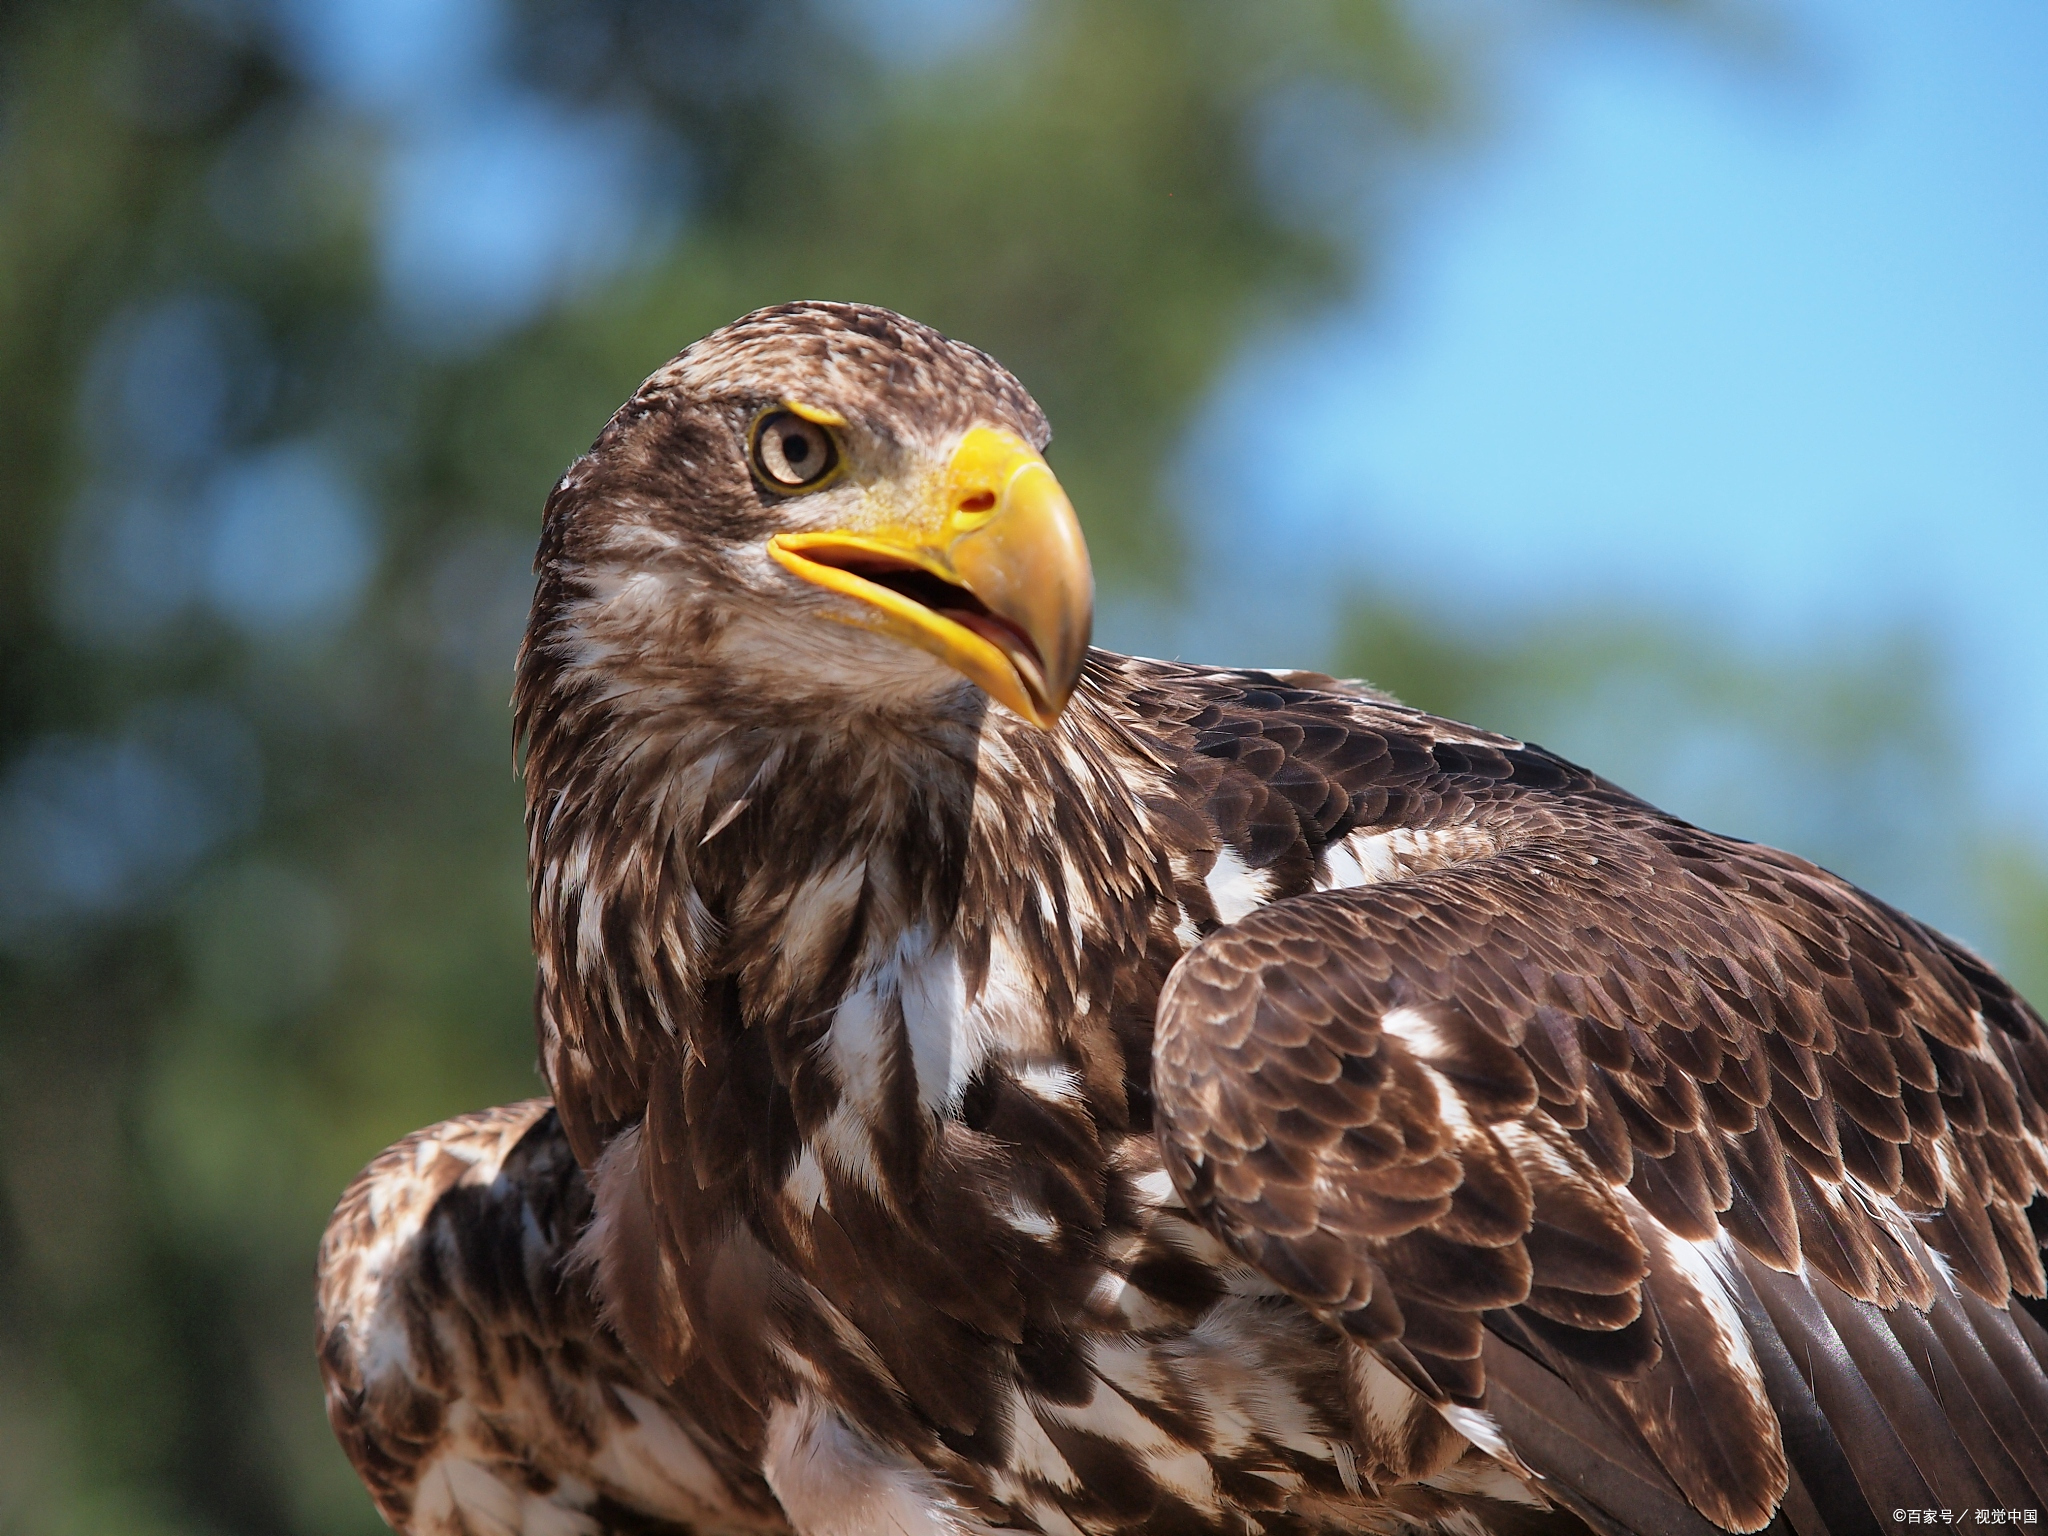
[316,1102,785,1536]
[1148,742,2048,1533]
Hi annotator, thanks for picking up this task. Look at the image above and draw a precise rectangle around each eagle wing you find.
[316,1100,787,1536]
[1146,679,2048,1535]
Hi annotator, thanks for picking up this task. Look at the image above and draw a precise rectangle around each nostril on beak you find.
[958,491,996,513]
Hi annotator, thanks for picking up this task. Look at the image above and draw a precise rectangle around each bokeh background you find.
[0,0,2041,1529]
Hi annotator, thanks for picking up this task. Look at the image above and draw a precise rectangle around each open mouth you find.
[799,545,1048,691]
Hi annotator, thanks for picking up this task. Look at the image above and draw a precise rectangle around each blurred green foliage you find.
[0,1,2036,1533]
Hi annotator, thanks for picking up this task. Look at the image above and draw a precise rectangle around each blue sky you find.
[26,0,2040,947]
[1148,0,2047,832]
[266,0,2046,825]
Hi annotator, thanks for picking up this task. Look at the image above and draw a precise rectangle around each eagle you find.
[318,302,2048,1536]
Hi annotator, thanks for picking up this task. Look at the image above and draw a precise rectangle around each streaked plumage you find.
[319,303,2048,1535]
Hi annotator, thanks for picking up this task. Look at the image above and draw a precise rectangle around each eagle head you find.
[518,302,1093,742]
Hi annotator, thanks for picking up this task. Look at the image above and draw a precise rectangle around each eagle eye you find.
[751,410,841,491]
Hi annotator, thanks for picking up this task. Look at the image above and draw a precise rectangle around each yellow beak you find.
[766,427,1093,727]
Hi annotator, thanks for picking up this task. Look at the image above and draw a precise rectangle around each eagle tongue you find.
[948,610,1045,690]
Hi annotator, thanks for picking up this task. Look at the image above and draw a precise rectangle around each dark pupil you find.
[781,431,812,467]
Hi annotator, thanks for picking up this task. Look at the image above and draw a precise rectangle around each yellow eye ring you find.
[749,407,843,493]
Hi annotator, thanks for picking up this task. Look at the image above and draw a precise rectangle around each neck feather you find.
[524,666,1176,1189]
